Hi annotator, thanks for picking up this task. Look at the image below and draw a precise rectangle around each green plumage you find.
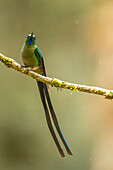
[21,38,38,67]
[21,33,72,158]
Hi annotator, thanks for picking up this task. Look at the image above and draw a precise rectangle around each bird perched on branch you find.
[21,32,72,157]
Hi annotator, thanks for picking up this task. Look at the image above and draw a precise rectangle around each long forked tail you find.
[43,83,72,156]
[37,80,65,158]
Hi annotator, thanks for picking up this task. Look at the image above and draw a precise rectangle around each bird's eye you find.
[26,34,31,38]
[33,35,36,40]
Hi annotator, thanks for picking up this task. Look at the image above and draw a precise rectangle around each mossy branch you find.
[0,52,113,99]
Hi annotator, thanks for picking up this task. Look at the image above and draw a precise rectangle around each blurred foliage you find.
[0,0,113,170]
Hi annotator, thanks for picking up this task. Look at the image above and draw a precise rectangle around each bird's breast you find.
[21,46,38,67]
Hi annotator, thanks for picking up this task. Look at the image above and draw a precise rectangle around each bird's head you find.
[25,32,36,46]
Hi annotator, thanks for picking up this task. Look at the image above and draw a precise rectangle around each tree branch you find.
[0,52,113,99]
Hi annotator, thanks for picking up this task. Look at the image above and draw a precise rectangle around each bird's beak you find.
[31,32,33,39]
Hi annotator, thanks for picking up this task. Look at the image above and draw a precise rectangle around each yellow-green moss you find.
[52,79,62,88]
[96,89,105,95]
[61,81,67,88]
[70,85,78,92]
[105,91,113,100]
[2,58,12,68]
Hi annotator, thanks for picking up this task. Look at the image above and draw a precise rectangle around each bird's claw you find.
[21,65,33,73]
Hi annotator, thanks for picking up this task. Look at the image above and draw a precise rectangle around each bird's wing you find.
[34,47,47,76]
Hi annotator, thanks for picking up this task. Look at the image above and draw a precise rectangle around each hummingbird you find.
[21,32,72,157]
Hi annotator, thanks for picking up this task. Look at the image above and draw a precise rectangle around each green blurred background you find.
[0,0,113,170]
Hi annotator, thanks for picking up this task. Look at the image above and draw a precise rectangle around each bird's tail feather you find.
[43,83,72,155]
[37,80,65,157]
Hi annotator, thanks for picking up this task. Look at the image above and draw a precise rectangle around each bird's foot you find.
[21,65,41,74]
[21,65,33,73]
